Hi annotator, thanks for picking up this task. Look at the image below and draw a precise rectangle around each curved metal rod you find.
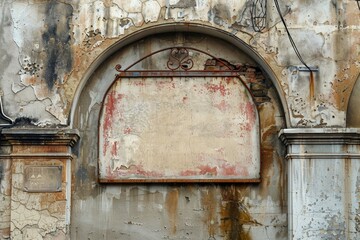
[0,97,13,126]
[114,47,260,109]
[115,47,236,72]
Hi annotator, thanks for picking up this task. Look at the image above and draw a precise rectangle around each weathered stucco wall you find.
[280,129,360,240]
[70,33,287,239]
[0,0,359,127]
[0,129,78,240]
[0,0,359,240]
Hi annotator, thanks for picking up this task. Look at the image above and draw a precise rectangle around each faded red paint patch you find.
[238,101,257,131]
[213,100,229,112]
[245,102,256,123]
[179,169,198,176]
[220,164,236,175]
[205,80,228,96]
[225,77,238,85]
[105,165,117,180]
[102,90,125,154]
[123,127,132,134]
[198,165,218,176]
[102,89,116,155]
[111,164,164,178]
[215,159,246,176]
[111,141,117,156]
[244,102,256,131]
[156,79,176,90]
[238,166,250,177]
[129,79,146,86]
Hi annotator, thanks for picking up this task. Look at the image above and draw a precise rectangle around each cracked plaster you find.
[0,2,359,238]
[0,1,358,127]
[4,1,359,127]
[2,157,70,240]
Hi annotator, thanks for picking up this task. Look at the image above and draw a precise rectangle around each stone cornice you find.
[0,153,75,160]
[279,128,360,146]
[0,128,80,147]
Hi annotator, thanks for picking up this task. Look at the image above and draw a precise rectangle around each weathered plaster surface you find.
[0,158,11,239]
[0,129,78,240]
[0,0,358,127]
[10,160,68,240]
[0,0,359,240]
[99,75,260,181]
[70,33,287,239]
[281,129,360,240]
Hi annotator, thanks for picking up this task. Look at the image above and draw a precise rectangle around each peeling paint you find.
[0,0,360,239]
[99,76,260,181]
[70,33,287,239]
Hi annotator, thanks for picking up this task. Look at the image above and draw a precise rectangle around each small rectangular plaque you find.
[24,166,62,192]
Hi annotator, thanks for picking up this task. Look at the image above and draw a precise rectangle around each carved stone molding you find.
[279,128,360,145]
[0,128,79,159]
[0,128,79,146]
[279,128,360,159]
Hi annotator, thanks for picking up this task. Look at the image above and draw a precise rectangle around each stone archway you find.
[70,23,289,128]
[70,26,287,239]
[347,74,360,127]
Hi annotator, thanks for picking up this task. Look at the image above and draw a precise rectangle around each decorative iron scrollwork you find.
[115,64,122,72]
[167,48,194,71]
[115,46,236,73]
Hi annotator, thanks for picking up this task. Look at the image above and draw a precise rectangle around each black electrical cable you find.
[274,0,312,73]
[250,0,267,32]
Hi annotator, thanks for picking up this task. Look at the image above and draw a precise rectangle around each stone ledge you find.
[279,128,360,145]
[0,153,75,160]
[285,153,360,160]
[0,128,80,146]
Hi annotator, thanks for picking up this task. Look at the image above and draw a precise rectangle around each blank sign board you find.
[99,77,260,182]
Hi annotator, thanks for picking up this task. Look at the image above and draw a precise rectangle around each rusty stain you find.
[4,0,359,238]
[260,147,273,194]
[0,8,307,236]
[220,186,259,240]
[309,71,315,102]
[201,187,217,238]
[165,188,179,234]
[332,63,358,111]
[258,102,284,199]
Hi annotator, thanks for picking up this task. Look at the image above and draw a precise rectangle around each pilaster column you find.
[0,128,79,240]
[279,128,360,240]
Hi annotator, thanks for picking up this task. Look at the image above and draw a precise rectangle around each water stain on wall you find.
[201,187,218,238]
[170,0,196,8]
[42,0,73,89]
[165,188,179,234]
[70,33,288,240]
[209,3,231,26]
[220,186,259,240]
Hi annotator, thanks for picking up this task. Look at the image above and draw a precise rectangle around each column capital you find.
[279,128,360,146]
[0,128,79,147]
